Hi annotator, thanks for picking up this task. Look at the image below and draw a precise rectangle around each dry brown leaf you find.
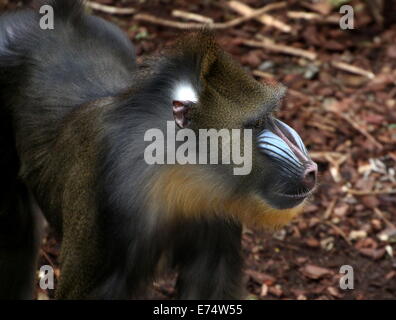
[300,264,334,280]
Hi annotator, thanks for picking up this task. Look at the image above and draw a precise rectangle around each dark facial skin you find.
[256,118,317,209]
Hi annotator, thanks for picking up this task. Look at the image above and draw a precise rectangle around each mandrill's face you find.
[151,32,317,229]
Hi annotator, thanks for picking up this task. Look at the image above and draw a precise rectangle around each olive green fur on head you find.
[172,31,286,130]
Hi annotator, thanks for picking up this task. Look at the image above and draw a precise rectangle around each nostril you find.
[302,163,317,190]
[305,170,316,186]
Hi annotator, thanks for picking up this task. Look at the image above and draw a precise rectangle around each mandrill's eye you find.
[244,115,270,131]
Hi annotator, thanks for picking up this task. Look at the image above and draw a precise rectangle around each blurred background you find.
[1,0,395,299]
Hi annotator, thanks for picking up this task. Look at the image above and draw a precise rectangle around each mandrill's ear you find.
[170,31,221,128]
[172,100,194,128]
[171,83,199,129]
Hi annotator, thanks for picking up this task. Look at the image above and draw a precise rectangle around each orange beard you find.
[148,165,305,230]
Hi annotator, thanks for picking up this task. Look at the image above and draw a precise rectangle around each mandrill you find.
[0,0,317,299]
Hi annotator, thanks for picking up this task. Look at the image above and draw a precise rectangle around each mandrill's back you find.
[0,0,137,232]
[0,0,136,135]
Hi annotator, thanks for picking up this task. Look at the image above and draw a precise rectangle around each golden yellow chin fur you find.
[148,165,305,230]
